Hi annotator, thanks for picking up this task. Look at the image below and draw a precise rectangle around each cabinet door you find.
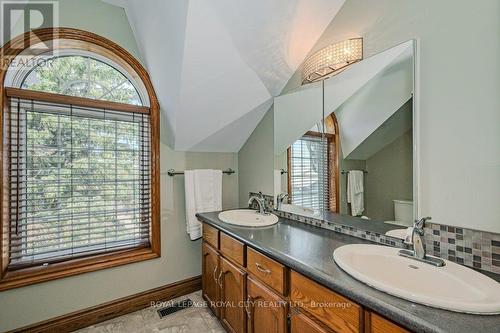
[220,256,246,333]
[290,308,333,333]
[369,312,410,333]
[246,276,287,333]
[202,242,220,317]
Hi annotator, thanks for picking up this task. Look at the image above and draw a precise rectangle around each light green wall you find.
[282,0,500,233]
[364,130,413,220]
[0,1,239,331]
[238,106,275,206]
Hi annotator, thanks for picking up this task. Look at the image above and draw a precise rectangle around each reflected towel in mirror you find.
[347,170,364,216]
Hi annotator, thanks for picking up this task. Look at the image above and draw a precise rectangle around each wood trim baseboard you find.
[9,275,202,333]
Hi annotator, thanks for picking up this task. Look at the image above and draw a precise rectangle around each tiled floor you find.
[75,291,225,333]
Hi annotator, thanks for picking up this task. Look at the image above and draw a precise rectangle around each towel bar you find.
[341,170,368,175]
[167,168,236,176]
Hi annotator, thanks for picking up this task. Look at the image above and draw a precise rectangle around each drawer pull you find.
[217,270,223,288]
[255,263,271,274]
[213,265,218,282]
[245,296,252,318]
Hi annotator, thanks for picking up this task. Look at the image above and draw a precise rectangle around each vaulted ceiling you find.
[104,0,345,152]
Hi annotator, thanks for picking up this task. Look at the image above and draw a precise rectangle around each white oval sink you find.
[333,244,500,314]
[218,209,279,227]
[385,228,408,239]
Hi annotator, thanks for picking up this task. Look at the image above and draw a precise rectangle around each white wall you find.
[238,106,275,206]
[283,0,500,233]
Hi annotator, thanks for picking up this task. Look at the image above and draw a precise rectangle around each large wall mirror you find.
[274,40,415,237]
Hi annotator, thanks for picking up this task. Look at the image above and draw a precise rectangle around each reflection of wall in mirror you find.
[364,130,413,221]
[274,150,288,195]
[338,110,413,221]
[339,130,413,220]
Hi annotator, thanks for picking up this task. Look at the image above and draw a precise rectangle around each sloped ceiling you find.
[104,0,345,152]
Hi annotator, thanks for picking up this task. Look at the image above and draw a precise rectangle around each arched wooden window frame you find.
[0,28,160,291]
[326,113,340,213]
[286,114,340,213]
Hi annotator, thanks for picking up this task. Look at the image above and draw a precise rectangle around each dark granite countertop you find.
[197,211,500,333]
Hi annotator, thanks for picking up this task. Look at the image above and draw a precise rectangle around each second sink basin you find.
[333,244,500,314]
[218,209,279,227]
[279,203,321,218]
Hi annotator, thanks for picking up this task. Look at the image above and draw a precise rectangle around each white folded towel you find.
[185,169,222,240]
[347,170,364,216]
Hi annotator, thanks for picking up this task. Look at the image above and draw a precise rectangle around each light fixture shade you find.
[302,38,363,84]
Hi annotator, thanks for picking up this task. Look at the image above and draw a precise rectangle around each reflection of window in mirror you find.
[287,114,339,212]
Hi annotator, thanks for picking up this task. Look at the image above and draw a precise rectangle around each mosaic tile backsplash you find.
[274,210,406,248]
[247,193,500,275]
[247,193,407,249]
[424,222,500,275]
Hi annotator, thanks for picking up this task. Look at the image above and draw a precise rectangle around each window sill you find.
[0,247,160,291]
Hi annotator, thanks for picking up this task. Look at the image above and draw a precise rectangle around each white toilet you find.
[385,200,413,227]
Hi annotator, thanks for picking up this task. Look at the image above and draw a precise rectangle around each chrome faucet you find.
[411,216,428,259]
[276,193,289,210]
[248,192,268,215]
[398,216,445,267]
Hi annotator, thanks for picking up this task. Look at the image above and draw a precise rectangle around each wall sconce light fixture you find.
[302,38,363,84]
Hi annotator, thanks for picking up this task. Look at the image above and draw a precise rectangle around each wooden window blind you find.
[7,96,151,270]
[288,134,329,211]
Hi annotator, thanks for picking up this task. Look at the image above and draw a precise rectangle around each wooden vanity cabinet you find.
[291,271,361,333]
[220,256,247,333]
[246,276,287,333]
[220,232,245,266]
[201,222,411,333]
[290,308,334,333]
[203,223,219,248]
[202,242,220,317]
[247,247,286,295]
[366,312,410,333]
[202,224,246,333]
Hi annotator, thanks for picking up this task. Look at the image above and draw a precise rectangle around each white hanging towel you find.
[185,169,222,240]
[346,170,364,216]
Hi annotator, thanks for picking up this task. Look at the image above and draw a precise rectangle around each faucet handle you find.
[414,216,431,230]
[277,192,288,202]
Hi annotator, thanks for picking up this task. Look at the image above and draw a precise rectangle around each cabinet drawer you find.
[247,247,286,295]
[370,312,409,333]
[290,271,360,333]
[220,232,245,266]
[202,223,219,249]
[290,308,334,333]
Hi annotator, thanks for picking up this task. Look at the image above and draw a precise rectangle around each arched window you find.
[21,55,143,105]
[0,28,160,290]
